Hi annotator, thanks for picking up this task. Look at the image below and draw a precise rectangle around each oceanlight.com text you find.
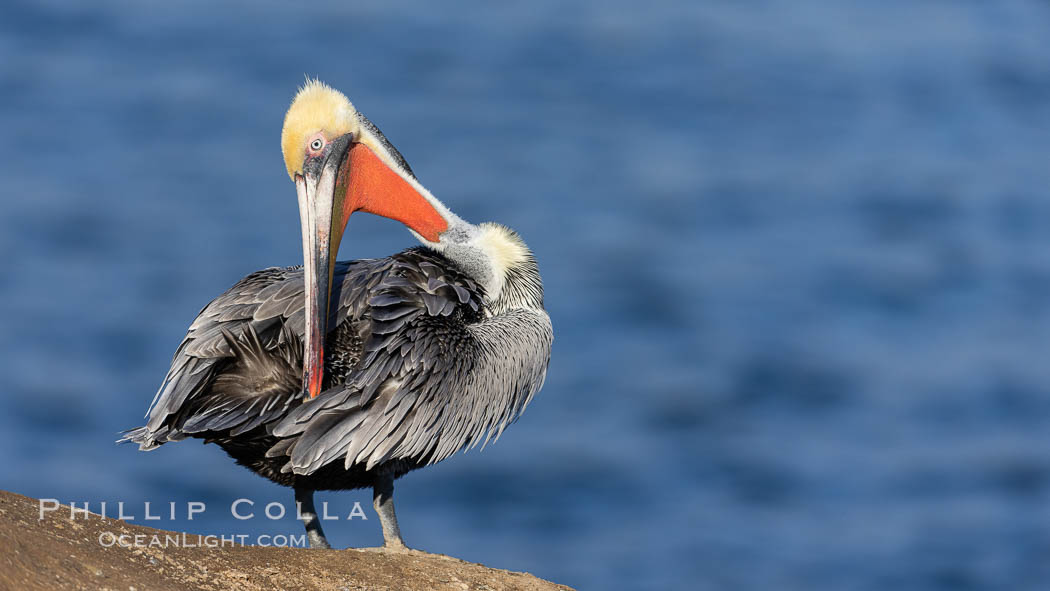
[97,531,308,548]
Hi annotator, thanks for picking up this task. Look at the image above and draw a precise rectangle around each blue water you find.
[3,1,1050,589]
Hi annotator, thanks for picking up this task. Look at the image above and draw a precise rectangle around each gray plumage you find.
[123,245,551,493]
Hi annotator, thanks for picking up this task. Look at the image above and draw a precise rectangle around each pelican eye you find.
[310,138,324,151]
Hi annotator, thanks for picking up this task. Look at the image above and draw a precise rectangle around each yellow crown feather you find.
[280,78,358,180]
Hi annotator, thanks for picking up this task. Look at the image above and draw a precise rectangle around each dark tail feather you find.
[117,426,163,450]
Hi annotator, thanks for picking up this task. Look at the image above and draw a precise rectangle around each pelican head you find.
[281,79,452,399]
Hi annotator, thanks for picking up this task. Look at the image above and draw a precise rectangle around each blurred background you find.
[3,1,1050,589]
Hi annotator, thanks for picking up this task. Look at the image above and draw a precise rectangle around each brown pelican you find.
[123,80,552,550]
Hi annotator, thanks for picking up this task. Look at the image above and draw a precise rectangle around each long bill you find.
[295,135,449,399]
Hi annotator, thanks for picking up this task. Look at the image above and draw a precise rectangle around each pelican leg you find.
[373,473,407,550]
[295,487,331,549]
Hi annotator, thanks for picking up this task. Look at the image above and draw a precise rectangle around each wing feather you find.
[125,260,390,449]
[125,247,550,485]
[273,250,492,474]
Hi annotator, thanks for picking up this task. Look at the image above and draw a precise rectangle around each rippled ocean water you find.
[3,1,1050,589]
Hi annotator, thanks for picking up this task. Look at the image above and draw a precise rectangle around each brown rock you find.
[0,491,572,591]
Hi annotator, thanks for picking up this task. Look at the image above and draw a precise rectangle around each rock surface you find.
[0,491,572,591]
